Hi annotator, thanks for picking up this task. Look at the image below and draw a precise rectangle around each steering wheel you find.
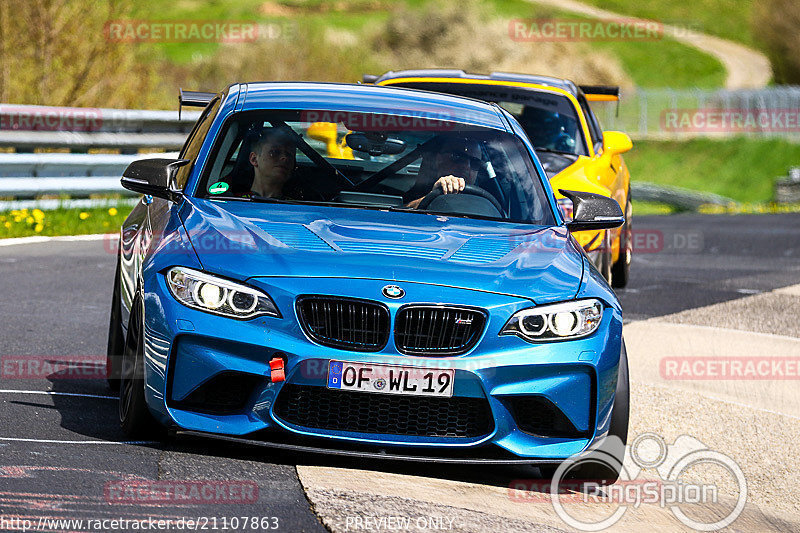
[417,184,504,214]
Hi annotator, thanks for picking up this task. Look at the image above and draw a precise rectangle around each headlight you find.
[500,299,603,342]
[166,267,280,319]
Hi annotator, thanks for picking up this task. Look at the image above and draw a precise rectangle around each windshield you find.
[197,110,556,225]
[384,82,588,157]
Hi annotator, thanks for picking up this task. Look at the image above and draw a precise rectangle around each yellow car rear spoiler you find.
[579,85,620,102]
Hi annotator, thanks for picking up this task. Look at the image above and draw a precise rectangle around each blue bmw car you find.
[107,82,628,479]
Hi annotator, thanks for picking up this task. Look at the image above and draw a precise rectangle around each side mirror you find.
[559,189,624,231]
[120,158,190,202]
[601,131,632,156]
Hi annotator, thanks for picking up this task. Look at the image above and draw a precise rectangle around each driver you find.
[519,107,575,153]
[229,127,299,199]
[247,127,297,198]
[406,137,483,209]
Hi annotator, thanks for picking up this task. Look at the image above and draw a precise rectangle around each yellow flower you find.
[3,222,10,229]
[32,209,45,221]
[26,216,34,224]
[108,207,118,216]
[79,212,90,220]
[34,223,44,233]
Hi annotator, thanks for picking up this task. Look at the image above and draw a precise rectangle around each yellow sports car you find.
[365,70,633,287]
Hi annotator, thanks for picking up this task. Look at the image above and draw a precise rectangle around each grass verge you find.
[576,0,758,49]
[627,137,800,203]
[484,0,726,88]
[133,0,726,93]
[631,200,679,216]
[0,205,132,239]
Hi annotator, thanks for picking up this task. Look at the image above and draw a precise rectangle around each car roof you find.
[238,81,509,131]
[372,70,580,96]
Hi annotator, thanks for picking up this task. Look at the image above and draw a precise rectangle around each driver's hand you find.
[434,175,466,195]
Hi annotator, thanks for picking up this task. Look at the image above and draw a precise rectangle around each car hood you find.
[178,199,585,304]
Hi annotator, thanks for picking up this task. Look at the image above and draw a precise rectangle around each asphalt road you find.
[0,213,798,532]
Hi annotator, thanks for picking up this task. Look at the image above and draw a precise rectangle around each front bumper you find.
[142,275,623,461]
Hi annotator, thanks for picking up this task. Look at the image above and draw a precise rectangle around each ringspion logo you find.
[510,433,747,531]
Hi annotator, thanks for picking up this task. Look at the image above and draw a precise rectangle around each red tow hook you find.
[269,357,285,382]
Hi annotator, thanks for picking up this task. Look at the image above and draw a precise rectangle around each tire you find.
[539,340,630,484]
[119,298,162,439]
[106,255,124,391]
[600,230,613,285]
[611,197,632,288]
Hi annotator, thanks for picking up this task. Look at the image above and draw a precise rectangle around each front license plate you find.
[327,361,455,398]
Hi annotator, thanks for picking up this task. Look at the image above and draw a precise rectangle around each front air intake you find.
[296,296,390,352]
[394,306,486,355]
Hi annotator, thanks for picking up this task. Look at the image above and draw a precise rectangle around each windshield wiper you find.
[534,147,577,156]
[208,195,287,203]
[211,195,397,209]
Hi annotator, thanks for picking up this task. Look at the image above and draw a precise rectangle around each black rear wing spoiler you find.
[578,85,620,102]
[178,89,216,119]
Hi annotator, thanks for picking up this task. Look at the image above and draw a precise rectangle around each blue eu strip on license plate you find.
[327,361,344,388]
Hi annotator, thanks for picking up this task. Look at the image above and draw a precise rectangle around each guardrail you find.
[1,94,797,205]
[0,153,177,198]
[0,104,200,152]
[592,86,800,141]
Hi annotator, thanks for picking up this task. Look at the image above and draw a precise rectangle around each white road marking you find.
[0,389,116,400]
[0,233,111,247]
[0,437,155,445]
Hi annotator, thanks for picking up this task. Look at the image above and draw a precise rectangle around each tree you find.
[0,0,164,107]
[753,0,800,84]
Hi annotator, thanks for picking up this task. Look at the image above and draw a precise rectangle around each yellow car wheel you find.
[600,230,613,284]
[611,195,632,288]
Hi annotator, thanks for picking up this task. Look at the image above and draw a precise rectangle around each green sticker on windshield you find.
[209,182,229,195]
